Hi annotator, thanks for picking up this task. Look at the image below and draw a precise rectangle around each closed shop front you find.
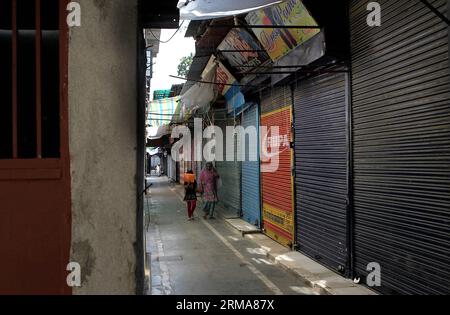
[151,155,161,171]
[179,148,186,185]
[179,135,194,184]
[350,0,450,294]
[167,154,176,181]
[193,136,203,184]
[194,161,203,185]
[241,103,261,227]
[293,70,349,274]
[216,117,242,216]
[260,86,294,247]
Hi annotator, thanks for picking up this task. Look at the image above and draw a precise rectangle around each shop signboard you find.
[218,28,270,73]
[246,0,320,62]
[203,56,246,113]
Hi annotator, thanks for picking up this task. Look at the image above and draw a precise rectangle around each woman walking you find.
[199,162,220,220]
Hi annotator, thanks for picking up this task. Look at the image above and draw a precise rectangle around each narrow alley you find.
[1,0,449,299]
[146,177,317,296]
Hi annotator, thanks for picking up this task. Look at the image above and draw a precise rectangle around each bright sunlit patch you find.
[148,126,159,137]
[251,258,273,265]
[246,248,268,256]
[258,259,273,265]
[274,254,294,262]
[312,280,328,289]
[290,286,320,295]
[251,258,262,265]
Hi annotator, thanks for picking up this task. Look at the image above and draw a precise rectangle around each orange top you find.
[184,173,196,184]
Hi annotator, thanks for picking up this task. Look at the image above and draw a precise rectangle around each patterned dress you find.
[199,168,219,202]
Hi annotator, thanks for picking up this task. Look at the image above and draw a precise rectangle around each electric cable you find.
[148,20,186,44]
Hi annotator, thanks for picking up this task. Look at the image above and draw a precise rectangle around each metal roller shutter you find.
[260,86,294,247]
[215,118,242,216]
[350,0,450,294]
[179,156,185,184]
[294,70,349,274]
[168,154,176,181]
[261,85,291,114]
[172,157,177,181]
[241,104,261,227]
[192,136,203,182]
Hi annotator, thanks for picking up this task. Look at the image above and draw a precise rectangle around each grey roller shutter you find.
[350,0,450,294]
[168,154,176,181]
[294,70,349,274]
[216,118,242,216]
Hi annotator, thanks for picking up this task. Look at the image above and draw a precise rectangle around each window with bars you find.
[0,0,61,160]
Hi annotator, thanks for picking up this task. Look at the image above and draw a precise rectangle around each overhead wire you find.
[148,20,186,44]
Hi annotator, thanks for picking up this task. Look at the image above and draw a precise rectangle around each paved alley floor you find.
[145,177,319,296]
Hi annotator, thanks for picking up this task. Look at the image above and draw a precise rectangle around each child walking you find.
[184,170,198,221]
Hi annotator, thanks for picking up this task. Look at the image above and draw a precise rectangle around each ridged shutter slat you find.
[168,154,176,181]
[294,70,349,274]
[260,86,294,247]
[261,86,291,114]
[241,104,261,227]
[350,0,450,295]
[216,118,242,215]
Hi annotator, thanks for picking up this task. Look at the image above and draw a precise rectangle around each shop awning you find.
[177,0,285,20]
[179,61,217,112]
[147,96,180,139]
[147,96,180,128]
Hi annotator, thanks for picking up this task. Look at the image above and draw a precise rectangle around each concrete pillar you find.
[68,0,138,294]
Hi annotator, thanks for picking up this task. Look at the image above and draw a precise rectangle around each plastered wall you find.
[68,0,138,294]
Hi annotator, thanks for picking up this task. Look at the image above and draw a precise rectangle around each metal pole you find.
[290,83,299,250]
[345,70,355,280]
[219,49,267,53]
[136,5,146,295]
[208,24,321,29]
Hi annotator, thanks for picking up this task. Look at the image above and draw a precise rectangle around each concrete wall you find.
[68,0,138,294]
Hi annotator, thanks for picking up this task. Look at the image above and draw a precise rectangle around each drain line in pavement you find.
[154,224,173,295]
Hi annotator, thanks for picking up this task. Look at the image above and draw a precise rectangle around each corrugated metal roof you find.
[181,18,234,95]
[170,84,185,97]
[180,55,212,95]
[196,18,234,51]
[185,20,209,38]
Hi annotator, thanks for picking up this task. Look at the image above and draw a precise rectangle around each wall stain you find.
[72,240,96,285]
[93,0,111,20]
